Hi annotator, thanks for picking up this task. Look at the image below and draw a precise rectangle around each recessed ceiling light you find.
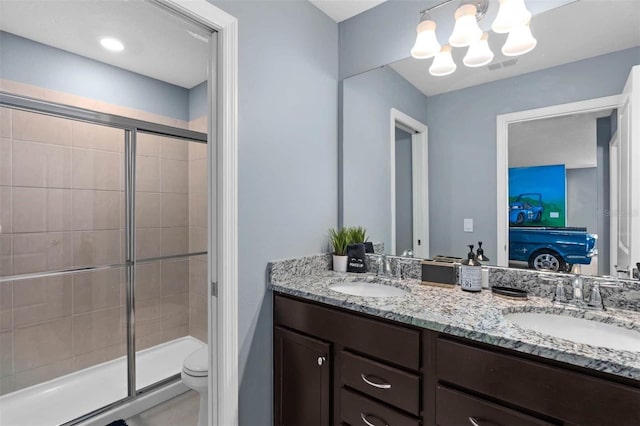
[100,37,124,52]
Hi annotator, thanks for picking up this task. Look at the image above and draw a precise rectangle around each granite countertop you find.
[268,260,640,381]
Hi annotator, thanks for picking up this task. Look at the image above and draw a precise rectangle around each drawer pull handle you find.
[360,412,388,426]
[468,417,481,426]
[360,373,391,389]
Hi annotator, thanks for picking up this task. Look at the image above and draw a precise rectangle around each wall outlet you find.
[464,218,473,232]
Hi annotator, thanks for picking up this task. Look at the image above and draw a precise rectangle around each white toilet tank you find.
[183,346,208,377]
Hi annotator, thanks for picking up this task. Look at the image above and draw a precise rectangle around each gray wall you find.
[567,168,598,233]
[395,128,413,254]
[211,1,338,425]
[0,31,192,121]
[343,65,428,250]
[597,114,613,275]
[189,81,208,120]
[427,47,639,262]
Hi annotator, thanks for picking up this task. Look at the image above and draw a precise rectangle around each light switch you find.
[464,218,473,232]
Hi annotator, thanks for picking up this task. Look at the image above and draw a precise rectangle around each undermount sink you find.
[504,312,640,352]
[328,281,409,298]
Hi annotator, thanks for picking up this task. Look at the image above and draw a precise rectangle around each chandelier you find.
[411,0,537,76]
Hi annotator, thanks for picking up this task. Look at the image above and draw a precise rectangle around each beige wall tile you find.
[188,158,207,194]
[0,138,11,185]
[161,193,188,228]
[0,374,15,396]
[136,228,161,260]
[136,156,161,192]
[13,275,72,327]
[42,89,97,111]
[13,317,72,372]
[188,140,207,161]
[137,133,160,158]
[136,297,162,325]
[47,189,73,232]
[0,235,12,277]
[189,227,207,253]
[189,257,207,296]
[0,108,11,139]
[189,294,207,344]
[72,230,122,267]
[188,193,207,229]
[12,141,72,188]
[162,324,189,342]
[161,259,189,296]
[13,232,72,275]
[73,344,124,372]
[0,331,13,378]
[188,117,208,134]
[13,359,75,392]
[73,268,122,314]
[12,109,72,146]
[72,121,124,153]
[160,227,189,256]
[135,262,160,301]
[13,187,46,233]
[0,80,45,100]
[72,190,121,230]
[0,282,12,331]
[136,193,161,229]
[0,186,12,234]
[160,136,188,161]
[161,293,188,319]
[162,307,188,331]
[72,149,122,191]
[160,159,188,194]
[72,307,123,356]
[135,319,163,351]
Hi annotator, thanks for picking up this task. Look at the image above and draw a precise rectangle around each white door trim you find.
[609,131,619,275]
[159,1,238,425]
[496,95,621,267]
[390,108,429,258]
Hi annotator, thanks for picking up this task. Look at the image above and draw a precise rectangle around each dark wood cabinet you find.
[273,293,640,426]
[274,326,331,426]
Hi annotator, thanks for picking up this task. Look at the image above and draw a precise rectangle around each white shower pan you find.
[0,336,205,426]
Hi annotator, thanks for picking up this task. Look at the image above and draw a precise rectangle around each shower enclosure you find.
[0,93,209,425]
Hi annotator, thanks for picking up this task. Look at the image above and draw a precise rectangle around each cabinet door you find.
[275,326,331,426]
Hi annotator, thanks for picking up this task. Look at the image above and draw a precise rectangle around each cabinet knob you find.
[317,356,326,366]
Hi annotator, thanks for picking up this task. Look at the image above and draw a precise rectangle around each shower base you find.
[0,336,205,426]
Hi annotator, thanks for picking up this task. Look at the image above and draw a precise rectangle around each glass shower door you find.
[0,107,128,425]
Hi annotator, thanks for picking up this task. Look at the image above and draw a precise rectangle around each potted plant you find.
[329,227,350,272]
[349,226,373,253]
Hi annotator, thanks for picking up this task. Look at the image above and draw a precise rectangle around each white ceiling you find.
[309,0,388,22]
[0,0,211,89]
[390,0,640,96]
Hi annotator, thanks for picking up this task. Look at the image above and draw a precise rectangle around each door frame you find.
[496,95,621,267]
[159,1,238,424]
[389,108,429,258]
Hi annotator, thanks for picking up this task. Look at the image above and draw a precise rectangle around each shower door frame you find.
[0,92,208,422]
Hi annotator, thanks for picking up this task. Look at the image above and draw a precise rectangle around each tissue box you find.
[421,260,457,287]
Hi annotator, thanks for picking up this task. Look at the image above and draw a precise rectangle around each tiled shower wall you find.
[0,106,207,396]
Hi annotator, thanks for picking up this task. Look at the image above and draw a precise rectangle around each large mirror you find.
[341,0,640,278]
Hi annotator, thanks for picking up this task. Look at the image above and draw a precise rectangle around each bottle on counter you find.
[459,244,482,292]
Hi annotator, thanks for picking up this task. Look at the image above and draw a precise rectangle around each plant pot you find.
[333,254,348,273]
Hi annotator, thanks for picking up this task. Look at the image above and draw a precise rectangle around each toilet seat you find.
[183,346,208,377]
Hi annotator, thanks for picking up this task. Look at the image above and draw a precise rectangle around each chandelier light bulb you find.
[449,4,482,47]
[502,23,537,56]
[429,45,457,77]
[492,0,532,34]
[463,32,494,67]
[411,18,441,59]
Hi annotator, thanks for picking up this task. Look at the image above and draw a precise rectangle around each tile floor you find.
[125,390,199,426]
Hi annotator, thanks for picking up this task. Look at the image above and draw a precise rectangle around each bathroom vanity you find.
[269,256,640,426]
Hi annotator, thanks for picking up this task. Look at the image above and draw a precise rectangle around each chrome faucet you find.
[587,279,623,310]
[377,254,392,278]
[572,275,584,302]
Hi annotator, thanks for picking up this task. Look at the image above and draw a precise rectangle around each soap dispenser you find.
[459,244,482,292]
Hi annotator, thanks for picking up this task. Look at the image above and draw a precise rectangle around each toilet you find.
[181,345,208,426]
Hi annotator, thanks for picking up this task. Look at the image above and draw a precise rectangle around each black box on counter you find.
[421,259,458,287]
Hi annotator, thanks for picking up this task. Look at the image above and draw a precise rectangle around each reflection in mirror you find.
[340,0,640,281]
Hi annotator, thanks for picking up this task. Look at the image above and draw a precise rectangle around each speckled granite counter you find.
[267,254,640,381]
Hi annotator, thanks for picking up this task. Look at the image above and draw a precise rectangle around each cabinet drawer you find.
[275,294,420,369]
[437,337,640,425]
[341,388,421,426]
[436,385,554,426]
[341,351,420,415]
